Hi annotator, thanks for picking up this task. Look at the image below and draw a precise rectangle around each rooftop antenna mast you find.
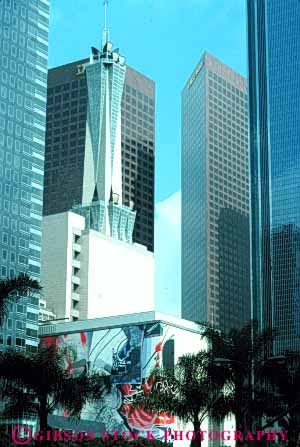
[102,0,109,49]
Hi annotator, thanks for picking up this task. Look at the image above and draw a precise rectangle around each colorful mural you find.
[40,323,175,438]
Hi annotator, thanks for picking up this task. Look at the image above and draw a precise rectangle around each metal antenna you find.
[104,0,108,32]
[102,0,109,48]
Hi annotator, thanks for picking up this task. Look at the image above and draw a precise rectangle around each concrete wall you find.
[41,211,154,321]
[41,212,85,319]
[80,230,154,319]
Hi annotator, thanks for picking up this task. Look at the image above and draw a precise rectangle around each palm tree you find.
[0,273,41,326]
[203,321,276,445]
[261,352,300,447]
[133,351,227,447]
[0,345,110,432]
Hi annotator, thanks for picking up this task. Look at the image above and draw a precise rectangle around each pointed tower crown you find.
[76,0,136,243]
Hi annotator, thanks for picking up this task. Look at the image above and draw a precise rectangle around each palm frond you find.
[0,346,111,428]
[132,351,227,427]
[0,385,38,420]
[0,273,41,325]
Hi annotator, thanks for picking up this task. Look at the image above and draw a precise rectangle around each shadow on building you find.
[218,208,250,334]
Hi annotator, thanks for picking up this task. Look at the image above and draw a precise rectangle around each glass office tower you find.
[0,0,50,351]
[181,53,250,332]
[247,0,300,353]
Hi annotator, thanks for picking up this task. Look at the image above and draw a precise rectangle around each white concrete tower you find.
[80,1,136,242]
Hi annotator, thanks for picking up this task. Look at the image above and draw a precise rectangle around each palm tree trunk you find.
[37,398,51,447]
[38,395,49,432]
[288,423,299,447]
[191,414,201,447]
[235,411,245,447]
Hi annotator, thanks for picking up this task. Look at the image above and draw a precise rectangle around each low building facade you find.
[41,211,154,321]
[39,311,214,446]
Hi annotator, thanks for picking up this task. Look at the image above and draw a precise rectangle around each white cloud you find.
[156,190,181,229]
[154,190,181,317]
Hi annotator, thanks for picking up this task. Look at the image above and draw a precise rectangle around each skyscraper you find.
[41,9,154,321]
[43,62,155,251]
[181,52,250,332]
[247,0,300,353]
[0,0,50,350]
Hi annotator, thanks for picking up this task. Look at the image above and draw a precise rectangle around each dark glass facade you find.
[218,209,250,333]
[43,60,88,216]
[0,0,50,351]
[181,53,250,332]
[43,61,155,252]
[247,0,300,353]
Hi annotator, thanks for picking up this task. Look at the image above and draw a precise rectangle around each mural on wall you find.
[41,323,175,438]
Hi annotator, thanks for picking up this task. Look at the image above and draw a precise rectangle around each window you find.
[3,216,9,228]
[18,255,28,265]
[27,312,38,322]
[26,328,38,338]
[16,338,25,347]
[17,304,25,314]
[30,297,39,306]
[26,345,37,353]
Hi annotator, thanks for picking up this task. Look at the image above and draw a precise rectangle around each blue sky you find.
[48,0,247,317]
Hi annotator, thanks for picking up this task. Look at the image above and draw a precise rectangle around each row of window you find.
[124,136,153,146]
[208,70,247,100]
[210,108,247,129]
[124,84,154,106]
[122,127,154,140]
[1,266,41,281]
[122,120,154,133]
[209,119,247,139]
[208,83,247,108]
[122,175,153,188]
[46,105,86,118]
[1,251,28,265]
[209,98,246,117]
[0,335,39,347]
[48,79,86,95]
[47,89,87,103]
[46,121,86,132]
[124,196,153,211]
[0,336,25,347]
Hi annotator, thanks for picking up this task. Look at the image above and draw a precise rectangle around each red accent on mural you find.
[155,341,162,353]
[120,378,174,431]
[43,336,58,348]
[80,332,87,347]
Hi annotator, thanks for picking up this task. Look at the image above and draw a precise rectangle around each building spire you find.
[102,0,109,49]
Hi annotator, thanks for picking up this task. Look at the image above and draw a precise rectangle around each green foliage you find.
[0,428,10,447]
[261,352,300,446]
[133,351,227,426]
[0,273,41,326]
[202,321,277,430]
[203,321,300,446]
[132,351,229,447]
[0,346,110,431]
